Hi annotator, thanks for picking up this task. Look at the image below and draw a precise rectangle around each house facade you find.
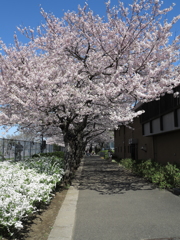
[114,86,180,165]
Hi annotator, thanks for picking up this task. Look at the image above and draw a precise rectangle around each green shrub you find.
[174,172,180,187]
[120,158,134,169]
[139,159,158,179]
[99,150,109,159]
[120,158,180,189]
[32,153,40,158]
[32,151,64,159]
[151,170,166,186]
[23,155,64,175]
[164,162,180,187]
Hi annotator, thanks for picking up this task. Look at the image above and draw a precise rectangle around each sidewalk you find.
[48,156,180,240]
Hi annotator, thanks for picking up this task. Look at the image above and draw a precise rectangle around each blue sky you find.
[0,0,180,137]
[1,0,180,46]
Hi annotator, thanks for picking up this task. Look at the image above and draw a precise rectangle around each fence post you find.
[14,140,16,161]
[1,138,4,161]
[23,141,25,160]
[2,138,4,161]
[29,141,31,158]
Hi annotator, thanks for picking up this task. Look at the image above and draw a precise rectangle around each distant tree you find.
[5,131,41,142]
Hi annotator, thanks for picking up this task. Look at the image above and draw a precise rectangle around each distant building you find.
[114,86,180,165]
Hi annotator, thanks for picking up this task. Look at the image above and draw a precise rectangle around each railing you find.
[0,138,65,161]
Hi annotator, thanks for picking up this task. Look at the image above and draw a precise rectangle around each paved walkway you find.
[48,156,180,240]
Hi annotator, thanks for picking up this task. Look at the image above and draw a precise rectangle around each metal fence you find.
[0,138,65,161]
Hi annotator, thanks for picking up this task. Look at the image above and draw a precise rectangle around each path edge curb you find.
[48,158,84,240]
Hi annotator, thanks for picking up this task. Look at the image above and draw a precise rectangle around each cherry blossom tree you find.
[0,0,180,172]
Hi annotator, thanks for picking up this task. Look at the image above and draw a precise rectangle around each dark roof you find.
[133,102,144,111]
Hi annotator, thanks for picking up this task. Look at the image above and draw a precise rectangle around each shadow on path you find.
[72,155,155,195]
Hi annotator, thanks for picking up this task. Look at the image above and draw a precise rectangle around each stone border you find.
[48,159,84,240]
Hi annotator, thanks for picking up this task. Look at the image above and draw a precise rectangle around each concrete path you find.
[48,156,180,240]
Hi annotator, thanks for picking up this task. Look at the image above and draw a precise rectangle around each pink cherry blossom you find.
[0,0,180,170]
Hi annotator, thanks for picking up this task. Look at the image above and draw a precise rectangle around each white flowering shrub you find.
[0,156,64,235]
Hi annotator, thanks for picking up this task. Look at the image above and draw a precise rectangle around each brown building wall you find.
[114,117,154,161]
[153,130,180,165]
[114,117,180,165]
[114,124,134,160]
[131,118,154,161]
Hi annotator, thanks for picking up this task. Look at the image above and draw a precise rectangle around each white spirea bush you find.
[0,157,64,235]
